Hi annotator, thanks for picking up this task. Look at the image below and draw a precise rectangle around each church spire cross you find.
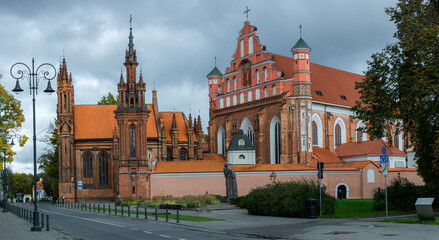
[299,24,302,38]
[214,56,217,67]
[244,6,250,22]
[130,14,132,29]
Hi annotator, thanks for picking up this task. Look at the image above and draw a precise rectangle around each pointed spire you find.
[171,113,178,130]
[128,15,134,51]
[197,115,202,131]
[139,68,144,84]
[188,113,193,129]
[125,15,138,64]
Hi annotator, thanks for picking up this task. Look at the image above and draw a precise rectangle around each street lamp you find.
[10,58,56,232]
[1,132,15,212]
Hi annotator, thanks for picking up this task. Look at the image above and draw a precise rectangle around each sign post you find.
[380,147,389,219]
[77,180,82,206]
[317,162,324,216]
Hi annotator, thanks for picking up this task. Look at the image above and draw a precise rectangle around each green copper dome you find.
[207,66,223,77]
[291,37,311,51]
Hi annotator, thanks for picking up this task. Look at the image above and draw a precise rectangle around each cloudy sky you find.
[0,0,397,173]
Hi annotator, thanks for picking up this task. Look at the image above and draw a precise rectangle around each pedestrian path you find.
[0,210,78,240]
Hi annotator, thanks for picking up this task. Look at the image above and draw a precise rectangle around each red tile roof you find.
[74,105,117,139]
[272,54,363,107]
[161,112,189,142]
[324,160,379,171]
[335,139,406,158]
[312,147,344,164]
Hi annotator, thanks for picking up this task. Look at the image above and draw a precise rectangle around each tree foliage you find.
[353,0,439,185]
[97,92,119,105]
[0,83,28,169]
[37,122,58,197]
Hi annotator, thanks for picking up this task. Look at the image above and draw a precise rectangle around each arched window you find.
[264,87,268,98]
[335,124,342,147]
[130,125,135,157]
[272,85,277,96]
[226,97,230,107]
[312,121,318,146]
[264,67,268,82]
[256,70,260,84]
[240,40,244,57]
[394,132,400,149]
[270,116,281,164]
[240,93,245,104]
[233,95,237,105]
[217,126,225,155]
[83,152,93,178]
[255,89,260,100]
[98,152,109,185]
[233,77,236,91]
[227,80,230,92]
[356,121,367,142]
[220,99,224,109]
[130,97,134,107]
[240,118,254,147]
[248,36,253,54]
[367,169,375,183]
[179,149,187,161]
[166,150,172,161]
[248,91,252,102]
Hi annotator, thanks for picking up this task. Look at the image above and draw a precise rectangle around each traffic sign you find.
[78,180,83,190]
[381,147,387,154]
[381,162,389,176]
[317,172,322,179]
[380,155,389,163]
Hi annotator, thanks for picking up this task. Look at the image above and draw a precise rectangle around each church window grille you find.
[312,121,318,146]
[264,68,268,82]
[256,70,260,84]
[272,85,277,96]
[240,93,245,104]
[264,87,268,98]
[98,152,109,185]
[226,97,230,107]
[240,40,244,57]
[335,124,342,147]
[130,125,136,157]
[248,91,252,101]
[255,89,260,100]
[248,36,253,54]
[394,132,399,149]
[179,149,187,160]
[83,152,93,178]
[233,95,237,105]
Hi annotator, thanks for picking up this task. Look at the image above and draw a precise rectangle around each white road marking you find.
[159,234,171,238]
[39,208,125,228]
[144,231,152,234]
[179,238,187,240]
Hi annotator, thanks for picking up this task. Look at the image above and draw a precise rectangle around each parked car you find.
[15,193,23,202]
[39,197,50,202]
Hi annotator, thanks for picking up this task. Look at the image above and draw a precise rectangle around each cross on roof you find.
[214,56,217,67]
[299,24,302,38]
[244,6,250,22]
[130,15,132,28]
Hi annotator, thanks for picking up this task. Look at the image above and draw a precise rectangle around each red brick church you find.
[57,24,204,202]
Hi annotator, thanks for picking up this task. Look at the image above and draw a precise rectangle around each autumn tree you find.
[37,122,58,197]
[98,92,119,105]
[0,81,28,170]
[353,0,439,185]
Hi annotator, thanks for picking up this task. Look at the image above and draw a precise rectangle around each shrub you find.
[372,187,385,211]
[229,196,248,208]
[245,179,336,218]
[185,202,200,208]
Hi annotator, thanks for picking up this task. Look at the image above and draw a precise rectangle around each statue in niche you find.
[223,163,238,200]
[241,62,251,88]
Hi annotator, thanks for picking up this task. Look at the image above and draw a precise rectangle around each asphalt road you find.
[14,203,259,240]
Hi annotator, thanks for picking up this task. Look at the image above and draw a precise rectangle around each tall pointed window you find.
[272,85,277,96]
[240,93,245,104]
[394,132,400,149]
[264,67,268,82]
[335,124,342,147]
[240,40,244,57]
[248,36,253,54]
[312,121,318,146]
[256,70,260,84]
[264,87,268,98]
[179,149,187,161]
[270,117,281,164]
[166,149,172,161]
[99,152,109,186]
[130,125,136,157]
[83,152,93,179]
[255,89,260,100]
[248,91,252,101]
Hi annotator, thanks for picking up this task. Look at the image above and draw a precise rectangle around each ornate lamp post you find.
[10,58,56,231]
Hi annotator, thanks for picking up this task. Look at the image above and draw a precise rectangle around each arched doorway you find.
[217,126,225,155]
[240,117,254,147]
[336,184,348,199]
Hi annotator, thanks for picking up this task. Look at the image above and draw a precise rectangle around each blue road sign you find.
[381,147,387,154]
[380,155,389,163]
[317,172,323,179]
[78,180,83,190]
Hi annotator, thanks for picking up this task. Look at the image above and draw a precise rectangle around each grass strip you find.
[382,217,439,225]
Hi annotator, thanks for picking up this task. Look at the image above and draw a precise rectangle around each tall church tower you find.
[291,28,313,164]
[114,18,151,199]
[57,57,76,201]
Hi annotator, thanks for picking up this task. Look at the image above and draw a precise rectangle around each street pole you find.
[319,178,322,216]
[10,58,56,232]
[385,175,388,219]
[2,149,7,212]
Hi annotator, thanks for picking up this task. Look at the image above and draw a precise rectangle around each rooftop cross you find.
[214,56,217,67]
[299,24,302,38]
[130,14,132,29]
[244,6,250,22]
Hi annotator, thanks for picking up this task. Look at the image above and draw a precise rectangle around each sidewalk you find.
[0,210,79,240]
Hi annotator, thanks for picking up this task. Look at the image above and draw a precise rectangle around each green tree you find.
[37,122,58,197]
[0,82,28,169]
[353,0,439,185]
[7,172,33,197]
[98,92,119,105]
